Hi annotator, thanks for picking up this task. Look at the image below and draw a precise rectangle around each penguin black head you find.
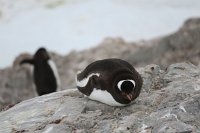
[76,58,143,106]
[34,47,50,61]
[111,68,142,105]
[117,79,135,101]
[20,47,50,65]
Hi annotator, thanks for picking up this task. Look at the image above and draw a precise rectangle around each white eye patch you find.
[117,80,135,91]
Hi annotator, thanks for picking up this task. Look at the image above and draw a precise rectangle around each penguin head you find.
[34,47,50,61]
[117,79,135,101]
[112,69,142,104]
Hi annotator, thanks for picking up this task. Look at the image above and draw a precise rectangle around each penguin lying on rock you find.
[76,58,143,106]
[20,47,61,96]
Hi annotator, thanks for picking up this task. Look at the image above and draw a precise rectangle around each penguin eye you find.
[117,80,135,91]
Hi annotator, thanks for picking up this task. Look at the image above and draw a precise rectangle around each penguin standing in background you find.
[20,47,61,96]
[76,58,143,106]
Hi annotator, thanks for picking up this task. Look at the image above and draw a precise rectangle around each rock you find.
[0,62,200,132]
[181,93,200,115]
[126,18,200,68]
[0,89,87,133]
[12,53,32,68]
[0,65,35,110]
[152,121,194,133]
[137,64,164,93]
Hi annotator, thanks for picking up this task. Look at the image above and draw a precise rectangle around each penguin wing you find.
[20,59,34,65]
[76,71,102,96]
[76,72,100,88]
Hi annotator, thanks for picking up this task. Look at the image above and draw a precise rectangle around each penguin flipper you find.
[20,59,34,65]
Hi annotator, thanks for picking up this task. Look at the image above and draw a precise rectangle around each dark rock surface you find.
[0,62,200,133]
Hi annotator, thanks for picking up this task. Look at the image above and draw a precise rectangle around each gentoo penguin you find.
[20,47,61,96]
[76,58,143,106]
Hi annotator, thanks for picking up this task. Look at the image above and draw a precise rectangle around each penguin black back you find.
[76,58,143,106]
[20,47,60,96]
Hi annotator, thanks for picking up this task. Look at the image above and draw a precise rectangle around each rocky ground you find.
[0,62,200,133]
[0,17,200,132]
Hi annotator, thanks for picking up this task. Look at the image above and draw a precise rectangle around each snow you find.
[0,0,200,68]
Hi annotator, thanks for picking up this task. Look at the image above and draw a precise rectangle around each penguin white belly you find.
[88,88,125,106]
[48,60,61,91]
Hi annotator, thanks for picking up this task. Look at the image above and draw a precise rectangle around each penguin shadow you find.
[19,47,61,96]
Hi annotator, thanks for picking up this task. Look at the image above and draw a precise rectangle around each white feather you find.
[89,88,125,106]
[76,73,100,87]
[48,60,61,91]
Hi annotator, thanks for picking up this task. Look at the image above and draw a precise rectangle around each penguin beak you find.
[126,94,133,101]
[122,92,133,101]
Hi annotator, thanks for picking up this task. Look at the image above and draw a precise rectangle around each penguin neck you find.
[34,59,49,65]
